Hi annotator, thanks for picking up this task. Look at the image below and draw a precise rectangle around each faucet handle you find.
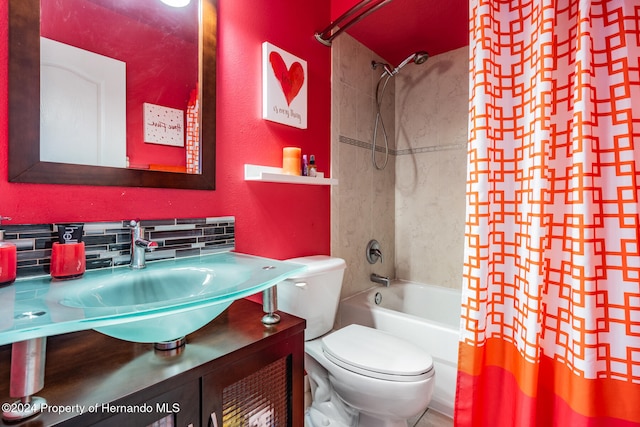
[366,240,383,264]
[129,219,157,269]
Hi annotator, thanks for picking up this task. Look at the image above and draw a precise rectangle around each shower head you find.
[394,51,430,73]
[372,51,429,77]
[413,51,430,65]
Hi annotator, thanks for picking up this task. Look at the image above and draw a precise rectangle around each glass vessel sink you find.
[60,266,251,309]
[0,251,306,345]
[58,263,254,343]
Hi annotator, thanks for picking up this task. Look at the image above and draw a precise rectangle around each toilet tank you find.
[277,256,346,340]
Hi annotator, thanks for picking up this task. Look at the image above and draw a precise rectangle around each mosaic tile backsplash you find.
[2,217,235,279]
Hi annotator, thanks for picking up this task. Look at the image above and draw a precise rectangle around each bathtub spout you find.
[370,273,390,287]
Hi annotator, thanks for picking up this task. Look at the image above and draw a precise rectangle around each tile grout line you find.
[339,135,466,156]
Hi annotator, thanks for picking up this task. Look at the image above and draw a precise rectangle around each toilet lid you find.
[321,324,434,382]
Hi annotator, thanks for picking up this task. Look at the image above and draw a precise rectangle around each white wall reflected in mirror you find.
[40,37,126,168]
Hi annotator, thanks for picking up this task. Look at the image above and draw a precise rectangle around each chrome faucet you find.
[370,273,390,287]
[129,220,158,269]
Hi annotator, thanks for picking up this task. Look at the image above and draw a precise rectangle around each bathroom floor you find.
[410,409,454,427]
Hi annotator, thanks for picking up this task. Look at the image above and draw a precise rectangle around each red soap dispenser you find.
[0,217,17,286]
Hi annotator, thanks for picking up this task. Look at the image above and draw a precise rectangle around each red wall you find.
[0,1,332,260]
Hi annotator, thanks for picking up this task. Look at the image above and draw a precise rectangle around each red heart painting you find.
[269,51,305,106]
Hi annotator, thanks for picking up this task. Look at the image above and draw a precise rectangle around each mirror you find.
[8,0,217,190]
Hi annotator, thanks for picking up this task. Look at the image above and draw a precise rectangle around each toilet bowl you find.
[277,256,435,427]
[308,324,435,427]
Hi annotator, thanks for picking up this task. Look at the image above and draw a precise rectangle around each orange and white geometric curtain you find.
[456,0,640,426]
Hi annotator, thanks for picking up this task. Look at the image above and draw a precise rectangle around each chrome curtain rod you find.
[315,0,393,46]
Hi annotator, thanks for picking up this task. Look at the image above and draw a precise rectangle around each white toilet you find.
[277,256,435,427]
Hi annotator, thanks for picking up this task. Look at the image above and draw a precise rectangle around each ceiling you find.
[84,0,468,68]
[330,0,469,66]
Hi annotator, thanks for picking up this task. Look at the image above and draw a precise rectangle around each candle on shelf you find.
[282,147,302,176]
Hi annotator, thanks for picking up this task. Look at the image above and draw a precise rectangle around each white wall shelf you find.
[244,164,338,185]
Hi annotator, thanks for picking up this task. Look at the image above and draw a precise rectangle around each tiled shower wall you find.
[331,34,468,297]
[331,35,397,299]
[3,217,235,279]
[394,46,468,289]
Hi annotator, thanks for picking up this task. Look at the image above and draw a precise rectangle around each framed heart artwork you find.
[262,42,308,129]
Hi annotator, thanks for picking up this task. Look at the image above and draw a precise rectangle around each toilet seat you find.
[321,324,434,382]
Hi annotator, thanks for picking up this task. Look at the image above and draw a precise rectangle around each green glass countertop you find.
[0,251,306,345]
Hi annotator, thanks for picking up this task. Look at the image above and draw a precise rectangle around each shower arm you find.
[315,0,393,46]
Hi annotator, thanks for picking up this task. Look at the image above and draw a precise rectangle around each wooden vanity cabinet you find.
[91,381,200,427]
[0,299,306,427]
[202,331,304,426]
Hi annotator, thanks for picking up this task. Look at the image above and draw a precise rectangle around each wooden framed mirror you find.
[8,0,216,190]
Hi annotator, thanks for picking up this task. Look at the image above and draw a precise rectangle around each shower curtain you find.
[456,0,640,426]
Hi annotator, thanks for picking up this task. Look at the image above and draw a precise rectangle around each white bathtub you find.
[338,281,461,418]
